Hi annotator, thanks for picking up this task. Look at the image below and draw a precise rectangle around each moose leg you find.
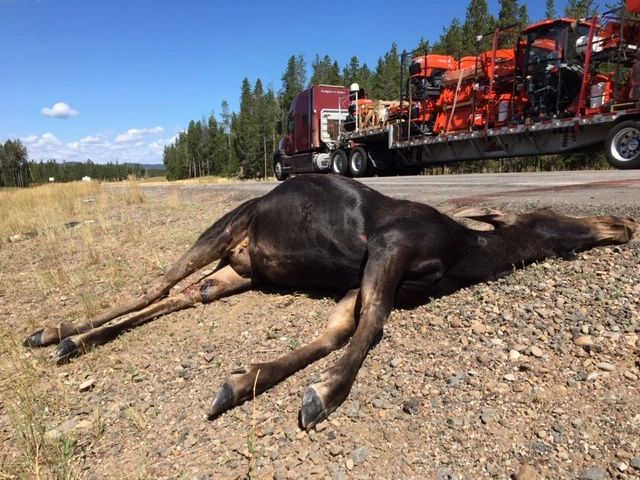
[51,265,253,362]
[300,240,408,429]
[24,198,259,348]
[207,289,360,420]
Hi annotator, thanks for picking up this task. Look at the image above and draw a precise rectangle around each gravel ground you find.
[0,181,639,480]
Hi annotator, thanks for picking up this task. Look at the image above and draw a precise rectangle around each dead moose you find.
[25,175,636,429]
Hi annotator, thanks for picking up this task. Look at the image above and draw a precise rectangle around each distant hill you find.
[125,163,165,170]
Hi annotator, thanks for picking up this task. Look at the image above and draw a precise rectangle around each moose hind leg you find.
[24,198,258,349]
[208,289,359,420]
[52,265,253,362]
[24,246,222,348]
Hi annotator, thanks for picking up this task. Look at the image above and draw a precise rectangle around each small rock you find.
[596,362,615,372]
[329,445,343,457]
[579,466,605,480]
[472,323,486,335]
[624,371,638,381]
[45,429,62,440]
[574,336,593,347]
[513,464,538,480]
[345,401,361,419]
[436,467,455,480]
[390,357,401,368]
[450,318,462,328]
[350,446,368,465]
[79,379,95,392]
[310,420,325,433]
[509,350,521,361]
[345,458,354,470]
[402,397,421,415]
[504,373,516,382]
[586,372,599,381]
[630,457,640,470]
[530,346,544,358]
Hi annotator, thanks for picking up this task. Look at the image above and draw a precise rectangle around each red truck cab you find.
[274,85,349,180]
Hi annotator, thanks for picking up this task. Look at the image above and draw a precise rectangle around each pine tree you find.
[564,0,596,18]
[371,43,401,100]
[497,0,529,47]
[342,56,373,93]
[279,54,307,117]
[0,139,30,187]
[234,78,259,178]
[545,0,556,19]
[462,0,496,53]
[310,55,342,86]
[433,18,464,56]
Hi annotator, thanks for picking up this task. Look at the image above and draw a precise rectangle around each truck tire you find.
[605,121,640,169]
[349,147,371,177]
[274,157,288,181]
[331,150,348,176]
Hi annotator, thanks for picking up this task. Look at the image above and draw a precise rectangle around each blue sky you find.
[1,0,566,165]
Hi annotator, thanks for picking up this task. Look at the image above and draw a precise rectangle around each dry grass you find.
[0,182,99,241]
[0,331,81,479]
[0,180,151,478]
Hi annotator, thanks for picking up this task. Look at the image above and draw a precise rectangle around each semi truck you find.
[273,2,640,181]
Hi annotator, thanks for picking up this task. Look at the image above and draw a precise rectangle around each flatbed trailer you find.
[273,4,640,180]
[341,109,640,166]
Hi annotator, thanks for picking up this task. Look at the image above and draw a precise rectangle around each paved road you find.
[142,170,640,210]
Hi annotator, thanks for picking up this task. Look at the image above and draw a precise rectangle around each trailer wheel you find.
[605,121,640,169]
[330,150,348,176]
[349,147,370,177]
[274,157,288,181]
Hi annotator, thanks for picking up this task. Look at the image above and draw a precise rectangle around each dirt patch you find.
[1,181,639,479]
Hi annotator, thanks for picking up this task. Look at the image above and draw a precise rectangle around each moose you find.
[24,175,636,429]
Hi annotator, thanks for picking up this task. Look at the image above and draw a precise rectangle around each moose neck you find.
[459,224,589,285]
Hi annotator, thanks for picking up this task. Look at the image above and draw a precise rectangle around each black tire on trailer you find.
[605,120,640,169]
[274,157,288,181]
[348,147,370,177]
[330,149,349,175]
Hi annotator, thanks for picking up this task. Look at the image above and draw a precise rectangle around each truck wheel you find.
[349,147,370,177]
[605,121,640,169]
[274,157,288,181]
[331,150,348,175]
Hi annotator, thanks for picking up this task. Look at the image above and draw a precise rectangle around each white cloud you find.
[19,128,172,165]
[149,134,179,154]
[115,126,164,143]
[41,102,79,119]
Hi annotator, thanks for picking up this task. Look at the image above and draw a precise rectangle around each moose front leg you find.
[300,238,408,430]
[208,289,360,419]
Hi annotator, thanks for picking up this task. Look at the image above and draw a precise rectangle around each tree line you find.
[164,0,606,180]
[0,138,165,188]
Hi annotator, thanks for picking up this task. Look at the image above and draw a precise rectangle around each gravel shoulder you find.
[1,176,639,480]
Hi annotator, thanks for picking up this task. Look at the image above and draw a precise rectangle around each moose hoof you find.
[207,382,236,420]
[52,338,80,364]
[299,386,328,431]
[24,328,46,347]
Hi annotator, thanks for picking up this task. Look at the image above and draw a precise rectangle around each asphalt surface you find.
[143,170,640,210]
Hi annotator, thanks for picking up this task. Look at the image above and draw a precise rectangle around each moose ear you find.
[453,207,517,228]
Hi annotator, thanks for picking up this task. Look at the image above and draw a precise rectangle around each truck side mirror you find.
[276,121,283,135]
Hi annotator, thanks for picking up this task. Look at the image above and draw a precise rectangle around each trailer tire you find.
[349,147,371,177]
[274,157,288,181]
[330,150,349,176]
[605,121,640,169]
